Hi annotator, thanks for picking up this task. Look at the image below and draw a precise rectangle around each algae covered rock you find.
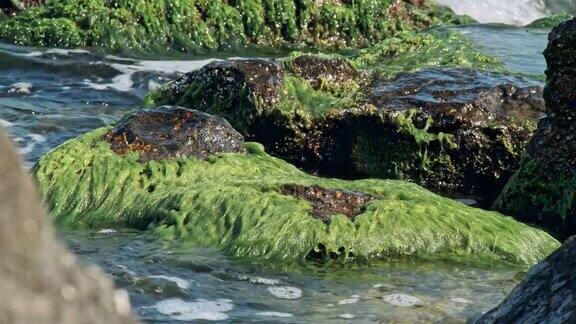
[105,105,246,161]
[477,236,576,323]
[0,0,468,53]
[494,18,576,240]
[0,129,138,324]
[147,33,542,206]
[34,105,559,266]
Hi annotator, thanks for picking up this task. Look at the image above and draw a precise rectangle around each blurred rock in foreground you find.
[0,128,138,324]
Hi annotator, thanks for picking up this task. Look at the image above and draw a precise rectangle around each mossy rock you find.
[146,31,543,206]
[495,18,576,240]
[0,0,470,54]
[34,108,559,266]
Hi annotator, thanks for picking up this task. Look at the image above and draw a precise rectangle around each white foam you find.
[340,313,356,319]
[16,134,46,155]
[7,82,33,95]
[267,286,303,300]
[156,298,234,321]
[383,294,423,307]
[435,0,548,25]
[256,311,294,318]
[83,59,216,93]
[0,119,13,128]
[149,275,192,290]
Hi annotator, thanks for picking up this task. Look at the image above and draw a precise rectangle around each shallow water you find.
[66,229,522,323]
[0,23,551,323]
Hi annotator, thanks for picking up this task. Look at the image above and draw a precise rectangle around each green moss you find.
[527,13,573,28]
[34,127,559,266]
[352,30,503,79]
[353,109,456,180]
[0,0,469,54]
[494,158,576,231]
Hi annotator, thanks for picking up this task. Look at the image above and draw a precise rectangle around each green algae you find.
[34,127,559,266]
[0,0,467,54]
[528,13,573,28]
[352,30,503,79]
[494,158,576,238]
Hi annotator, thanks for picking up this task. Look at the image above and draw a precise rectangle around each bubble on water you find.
[383,294,423,307]
[451,297,472,304]
[149,275,192,290]
[338,296,360,305]
[238,275,282,286]
[156,298,234,321]
[256,311,294,318]
[340,313,355,319]
[98,229,117,234]
[267,286,303,300]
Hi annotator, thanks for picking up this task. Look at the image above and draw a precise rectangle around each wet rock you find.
[287,55,357,90]
[494,18,576,239]
[477,236,576,323]
[149,57,543,206]
[279,184,374,221]
[105,105,246,162]
[0,0,42,15]
[0,129,138,323]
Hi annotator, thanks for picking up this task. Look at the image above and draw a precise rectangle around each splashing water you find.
[436,0,576,25]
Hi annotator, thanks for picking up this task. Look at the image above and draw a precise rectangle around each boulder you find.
[147,37,542,206]
[477,236,576,323]
[0,129,138,323]
[105,106,246,162]
[33,106,559,266]
[494,18,576,239]
[0,0,467,52]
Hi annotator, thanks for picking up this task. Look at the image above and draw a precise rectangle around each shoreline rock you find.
[0,129,138,323]
[146,33,541,206]
[33,105,559,266]
[477,236,576,323]
[494,18,576,240]
[0,0,470,53]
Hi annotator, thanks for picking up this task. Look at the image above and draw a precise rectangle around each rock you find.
[105,106,246,162]
[0,0,42,15]
[477,236,576,323]
[33,120,559,265]
[494,18,576,239]
[148,46,542,206]
[0,129,138,323]
[0,0,467,52]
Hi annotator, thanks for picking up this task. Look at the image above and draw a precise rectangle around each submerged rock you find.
[105,106,246,162]
[477,236,576,323]
[494,18,576,239]
[147,34,540,206]
[0,0,468,52]
[0,129,138,323]
[34,107,559,266]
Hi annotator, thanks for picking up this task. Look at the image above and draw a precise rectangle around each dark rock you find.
[279,184,374,221]
[0,0,42,15]
[287,55,357,90]
[494,18,576,239]
[149,58,544,206]
[477,236,576,323]
[105,105,246,162]
[0,129,138,323]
